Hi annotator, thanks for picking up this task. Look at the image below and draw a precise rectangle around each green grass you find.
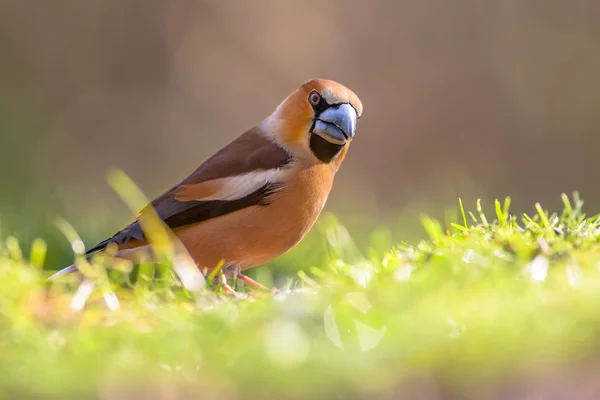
[2,191,600,399]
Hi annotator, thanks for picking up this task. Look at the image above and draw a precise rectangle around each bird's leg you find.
[236,273,267,290]
[222,264,267,290]
[204,265,237,294]
[222,264,241,290]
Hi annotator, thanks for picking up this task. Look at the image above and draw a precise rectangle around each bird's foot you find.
[235,273,267,290]
[221,282,237,295]
[221,264,268,291]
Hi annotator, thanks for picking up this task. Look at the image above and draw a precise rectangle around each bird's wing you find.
[86,128,291,254]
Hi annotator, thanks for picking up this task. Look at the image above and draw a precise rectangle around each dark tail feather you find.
[85,237,113,255]
[50,226,142,280]
[85,227,140,255]
[48,237,113,280]
[48,264,78,280]
[48,230,138,280]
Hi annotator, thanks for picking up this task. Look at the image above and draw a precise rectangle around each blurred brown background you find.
[1,1,600,265]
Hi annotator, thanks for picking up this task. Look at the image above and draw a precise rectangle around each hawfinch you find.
[51,79,363,290]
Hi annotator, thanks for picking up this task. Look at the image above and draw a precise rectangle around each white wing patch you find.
[203,168,288,201]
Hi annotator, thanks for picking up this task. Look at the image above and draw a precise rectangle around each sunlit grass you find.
[2,187,600,398]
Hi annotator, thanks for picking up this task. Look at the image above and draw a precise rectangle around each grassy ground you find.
[2,189,600,399]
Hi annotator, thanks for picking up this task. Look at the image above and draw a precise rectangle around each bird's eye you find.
[308,91,321,106]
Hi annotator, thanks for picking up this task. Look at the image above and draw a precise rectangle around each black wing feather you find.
[85,182,282,255]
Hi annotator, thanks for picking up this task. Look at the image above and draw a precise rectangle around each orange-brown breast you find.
[172,160,337,270]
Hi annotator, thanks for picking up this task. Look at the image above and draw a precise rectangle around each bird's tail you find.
[48,264,79,280]
[48,242,107,280]
[48,235,119,280]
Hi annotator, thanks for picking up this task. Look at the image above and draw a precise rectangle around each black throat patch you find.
[309,133,344,163]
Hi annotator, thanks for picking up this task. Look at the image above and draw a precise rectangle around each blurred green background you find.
[1,1,600,268]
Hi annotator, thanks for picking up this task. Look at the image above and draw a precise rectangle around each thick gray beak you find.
[313,103,357,145]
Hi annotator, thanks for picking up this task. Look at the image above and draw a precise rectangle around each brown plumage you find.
[52,78,363,290]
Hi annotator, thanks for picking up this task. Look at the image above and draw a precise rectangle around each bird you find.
[50,78,363,292]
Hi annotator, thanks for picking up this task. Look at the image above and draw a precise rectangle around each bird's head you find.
[259,79,363,163]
